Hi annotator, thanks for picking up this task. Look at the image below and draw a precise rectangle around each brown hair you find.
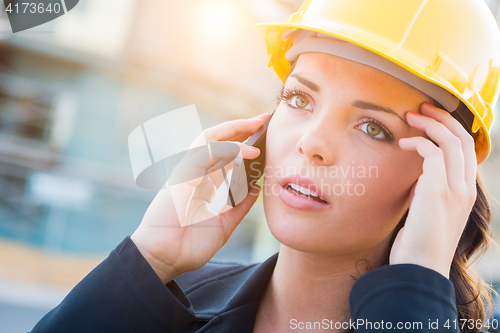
[375,175,495,333]
[451,174,496,332]
[281,59,497,333]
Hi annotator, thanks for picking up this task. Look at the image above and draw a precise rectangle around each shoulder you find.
[173,259,260,291]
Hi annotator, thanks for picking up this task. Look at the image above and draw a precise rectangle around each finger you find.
[232,133,253,142]
[169,143,235,186]
[233,114,273,142]
[206,141,262,175]
[407,180,417,208]
[192,161,234,203]
[170,169,225,227]
[214,141,261,160]
[217,184,261,243]
[252,113,272,121]
[399,136,447,188]
[420,103,477,190]
[405,110,464,191]
[170,141,260,186]
[203,113,271,142]
[169,139,261,218]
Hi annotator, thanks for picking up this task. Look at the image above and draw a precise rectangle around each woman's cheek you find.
[357,155,420,216]
[265,119,300,172]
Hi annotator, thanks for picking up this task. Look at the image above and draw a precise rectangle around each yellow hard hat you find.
[256,0,500,164]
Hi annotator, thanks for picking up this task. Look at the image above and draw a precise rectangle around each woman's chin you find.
[264,204,392,256]
[264,211,340,253]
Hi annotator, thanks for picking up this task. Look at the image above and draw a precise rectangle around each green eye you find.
[366,122,381,136]
[294,95,309,108]
[356,119,394,142]
[280,88,313,111]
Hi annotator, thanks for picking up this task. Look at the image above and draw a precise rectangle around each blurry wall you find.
[0,0,293,280]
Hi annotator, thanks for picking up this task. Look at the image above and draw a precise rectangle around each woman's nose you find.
[296,121,337,166]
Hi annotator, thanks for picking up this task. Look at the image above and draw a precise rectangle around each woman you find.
[32,0,499,332]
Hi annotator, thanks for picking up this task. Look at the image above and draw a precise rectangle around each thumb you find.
[218,184,261,240]
[408,180,418,208]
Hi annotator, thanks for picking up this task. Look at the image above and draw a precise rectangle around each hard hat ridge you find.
[284,29,460,113]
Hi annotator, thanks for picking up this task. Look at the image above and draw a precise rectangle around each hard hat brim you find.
[256,21,491,163]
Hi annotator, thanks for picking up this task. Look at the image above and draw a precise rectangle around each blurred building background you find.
[0,0,499,331]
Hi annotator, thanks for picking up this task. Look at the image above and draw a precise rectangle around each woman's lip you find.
[279,185,330,210]
[279,175,328,203]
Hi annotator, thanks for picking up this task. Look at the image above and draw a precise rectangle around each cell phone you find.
[226,112,274,207]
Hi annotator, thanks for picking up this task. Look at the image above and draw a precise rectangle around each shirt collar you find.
[181,252,279,318]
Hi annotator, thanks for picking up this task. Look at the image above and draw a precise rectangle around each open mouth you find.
[284,183,328,204]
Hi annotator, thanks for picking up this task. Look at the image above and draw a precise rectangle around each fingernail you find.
[250,146,259,151]
[408,111,420,116]
[424,102,436,108]
[251,113,269,119]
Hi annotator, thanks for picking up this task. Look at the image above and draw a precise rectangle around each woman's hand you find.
[131,113,271,283]
[389,103,477,278]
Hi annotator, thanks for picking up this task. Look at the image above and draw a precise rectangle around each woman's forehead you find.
[290,52,433,103]
[292,52,399,82]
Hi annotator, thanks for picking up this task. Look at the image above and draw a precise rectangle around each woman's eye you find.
[366,122,381,136]
[280,89,313,111]
[356,120,394,142]
[290,95,310,109]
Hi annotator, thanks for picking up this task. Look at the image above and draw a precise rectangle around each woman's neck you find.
[254,243,390,333]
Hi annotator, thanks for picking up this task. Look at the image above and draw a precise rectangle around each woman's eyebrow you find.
[352,100,407,125]
[289,74,321,93]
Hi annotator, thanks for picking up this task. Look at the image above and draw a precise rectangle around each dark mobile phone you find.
[226,112,274,207]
